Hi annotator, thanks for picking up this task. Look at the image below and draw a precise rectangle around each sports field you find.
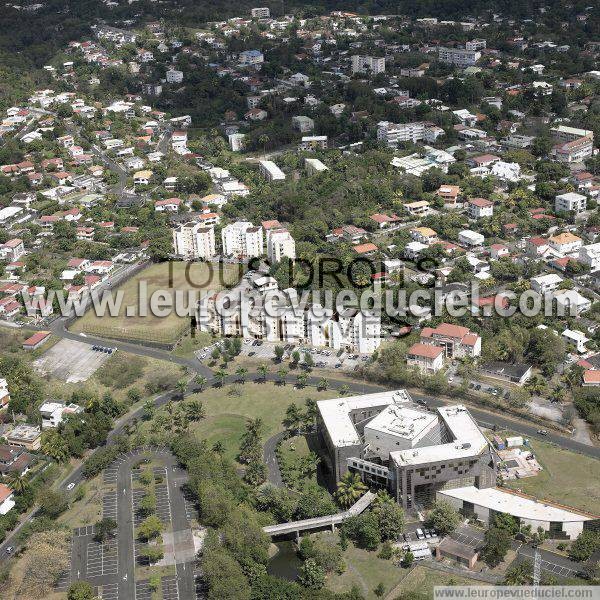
[71,261,241,344]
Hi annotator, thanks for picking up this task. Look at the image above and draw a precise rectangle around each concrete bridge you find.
[263,491,376,541]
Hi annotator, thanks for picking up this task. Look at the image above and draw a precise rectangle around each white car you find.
[67,482,75,491]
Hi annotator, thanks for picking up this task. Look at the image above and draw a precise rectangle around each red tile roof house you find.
[353,242,378,256]
[467,198,493,219]
[154,198,181,212]
[67,258,90,270]
[525,236,550,257]
[0,238,25,262]
[582,370,600,387]
[407,343,444,373]
[490,244,509,260]
[0,298,21,318]
[0,483,15,515]
[22,331,51,350]
[420,323,481,358]
[369,213,402,229]
[469,154,501,168]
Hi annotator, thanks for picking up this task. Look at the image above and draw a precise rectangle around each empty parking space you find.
[162,575,180,600]
[136,580,152,600]
[73,525,96,537]
[103,491,117,519]
[33,338,112,383]
[99,583,118,600]
[86,540,118,577]
[539,559,577,577]
[155,484,172,522]
[103,465,118,484]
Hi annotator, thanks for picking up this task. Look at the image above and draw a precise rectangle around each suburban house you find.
[0,484,15,515]
[419,323,482,358]
[407,343,444,372]
[467,198,493,219]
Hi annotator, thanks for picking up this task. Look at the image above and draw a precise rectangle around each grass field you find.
[142,382,338,463]
[381,565,489,599]
[503,438,600,515]
[71,262,241,344]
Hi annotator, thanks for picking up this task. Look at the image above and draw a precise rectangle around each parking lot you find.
[33,338,112,383]
[103,491,117,519]
[73,525,96,537]
[449,526,484,549]
[99,582,119,600]
[86,540,118,577]
[196,339,370,372]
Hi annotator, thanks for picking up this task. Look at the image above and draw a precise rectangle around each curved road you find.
[3,318,600,563]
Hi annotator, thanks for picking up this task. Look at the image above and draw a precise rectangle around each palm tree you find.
[236,366,248,383]
[257,364,269,382]
[193,375,207,392]
[296,373,308,388]
[318,377,328,391]
[550,385,565,403]
[6,472,28,495]
[335,472,367,508]
[215,369,227,387]
[277,367,288,385]
[283,403,303,433]
[185,400,205,422]
[175,379,187,400]
[258,133,270,158]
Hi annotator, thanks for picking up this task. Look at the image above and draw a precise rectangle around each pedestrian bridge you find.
[263,491,376,539]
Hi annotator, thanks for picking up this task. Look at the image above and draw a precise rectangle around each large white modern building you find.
[259,160,286,182]
[438,486,596,540]
[555,192,587,214]
[172,222,216,260]
[266,228,296,263]
[438,47,481,67]
[351,55,385,74]
[221,221,264,258]
[377,121,444,146]
[317,390,496,509]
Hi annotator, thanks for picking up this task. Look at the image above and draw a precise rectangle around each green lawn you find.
[142,382,339,463]
[383,565,489,599]
[326,541,409,599]
[71,261,241,344]
[503,438,600,515]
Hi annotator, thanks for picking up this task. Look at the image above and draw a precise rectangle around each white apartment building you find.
[259,160,285,182]
[172,222,216,260]
[377,121,444,146]
[579,243,600,271]
[555,192,587,214]
[267,228,296,263]
[221,221,264,258]
[251,6,270,18]
[550,125,594,143]
[466,39,486,51]
[438,47,481,67]
[166,69,183,83]
[351,55,385,74]
[239,50,264,65]
[197,275,381,354]
[552,137,594,163]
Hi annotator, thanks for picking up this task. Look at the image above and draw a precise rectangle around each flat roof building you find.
[317,391,495,510]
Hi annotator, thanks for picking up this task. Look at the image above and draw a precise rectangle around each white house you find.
[0,484,14,515]
[530,273,563,294]
[467,198,493,219]
[555,192,587,214]
[579,243,600,271]
[458,230,484,247]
